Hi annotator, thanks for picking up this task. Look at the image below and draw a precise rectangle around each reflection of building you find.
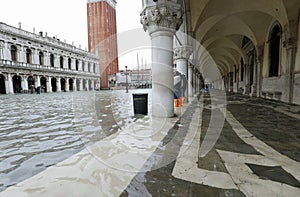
[0,22,99,94]
[116,68,152,87]
[87,0,119,89]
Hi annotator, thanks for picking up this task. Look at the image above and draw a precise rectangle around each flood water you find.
[0,89,152,192]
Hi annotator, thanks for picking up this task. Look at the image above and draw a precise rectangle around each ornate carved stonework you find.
[174,45,193,60]
[140,1,183,34]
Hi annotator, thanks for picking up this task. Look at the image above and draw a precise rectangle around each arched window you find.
[88,62,91,72]
[39,51,44,65]
[269,24,281,77]
[93,63,96,73]
[11,45,17,61]
[68,58,72,69]
[26,48,32,64]
[75,60,79,71]
[240,58,244,82]
[82,61,85,71]
[50,54,55,67]
[60,56,64,68]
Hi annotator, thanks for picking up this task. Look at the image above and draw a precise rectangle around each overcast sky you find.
[0,0,149,69]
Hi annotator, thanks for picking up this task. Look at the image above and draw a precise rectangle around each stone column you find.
[6,73,14,94]
[91,80,95,91]
[35,75,41,88]
[56,77,61,92]
[79,79,83,91]
[256,44,264,97]
[73,79,77,91]
[188,64,193,99]
[47,76,52,93]
[22,76,28,93]
[174,45,192,102]
[65,78,69,92]
[140,1,183,117]
[283,20,297,103]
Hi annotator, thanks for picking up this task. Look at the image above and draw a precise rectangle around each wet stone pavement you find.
[0,89,300,196]
[120,91,300,196]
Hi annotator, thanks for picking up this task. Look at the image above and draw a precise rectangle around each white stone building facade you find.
[0,22,100,94]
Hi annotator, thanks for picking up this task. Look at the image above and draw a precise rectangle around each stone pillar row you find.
[1,73,96,94]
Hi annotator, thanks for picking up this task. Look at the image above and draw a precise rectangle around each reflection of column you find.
[140,1,183,117]
[174,45,192,102]
[56,77,61,92]
[6,73,14,94]
[47,76,52,93]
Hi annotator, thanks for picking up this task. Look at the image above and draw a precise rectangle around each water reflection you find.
[0,89,152,192]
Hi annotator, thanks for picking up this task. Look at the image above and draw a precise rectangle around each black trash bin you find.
[133,93,148,115]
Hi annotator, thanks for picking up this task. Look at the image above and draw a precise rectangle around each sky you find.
[0,0,149,70]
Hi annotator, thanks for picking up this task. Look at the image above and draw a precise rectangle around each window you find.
[39,51,44,65]
[88,63,91,72]
[11,45,17,61]
[269,24,281,77]
[26,49,32,64]
[68,58,72,69]
[50,54,55,67]
[93,63,96,73]
[75,60,79,71]
[82,61,85,71]
[60,56,64,68]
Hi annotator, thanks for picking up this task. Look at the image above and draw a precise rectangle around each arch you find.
[51,77,57,92]
[60,56,64,69]
[68,58,72,69]
[60,78,66,92]
[50,54,55,67]
[26,48,32,64]
[11,45,17,61]
[88,62,91,72]
[93,63,96,73]
[12,75,22,93]
[39,51,44,65]
[69,78,74,91]
[40,76,47,93]
[268,22,281,77]
[27,76,35,93]
[0,74,6,94]
[76,79,80,91]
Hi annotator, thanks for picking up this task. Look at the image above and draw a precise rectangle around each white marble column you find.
[79,79,83,91]
[6,73,14,94]
[47,77,52,93]
[73,79,77,92]
[65,78,69,92]
[56,77,61,92]
[174,45,192,102]
[85,80,89,91]
[256,44,264,98]
[140,1,183,117]
[188,64,193,99]
[283,20,297,103]
[22,76,28,92]
[35,76,41,87]
[91,80,95,91]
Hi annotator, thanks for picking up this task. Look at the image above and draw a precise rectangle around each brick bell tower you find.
[87,0,119,89]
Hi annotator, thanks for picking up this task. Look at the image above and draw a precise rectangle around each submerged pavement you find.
[0,90,300,196]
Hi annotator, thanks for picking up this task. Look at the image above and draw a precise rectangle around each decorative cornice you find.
[174,45,193,60]
[87,0,116,9]
[140,1,183,35]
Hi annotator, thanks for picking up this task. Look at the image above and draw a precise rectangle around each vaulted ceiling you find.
[189,0,300,78]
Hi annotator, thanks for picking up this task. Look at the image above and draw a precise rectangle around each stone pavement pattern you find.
[0,90,299,196]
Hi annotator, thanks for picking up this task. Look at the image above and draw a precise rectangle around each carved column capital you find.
[283,20,298,49]
[174,45,193,60]
[140,1,183,35]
